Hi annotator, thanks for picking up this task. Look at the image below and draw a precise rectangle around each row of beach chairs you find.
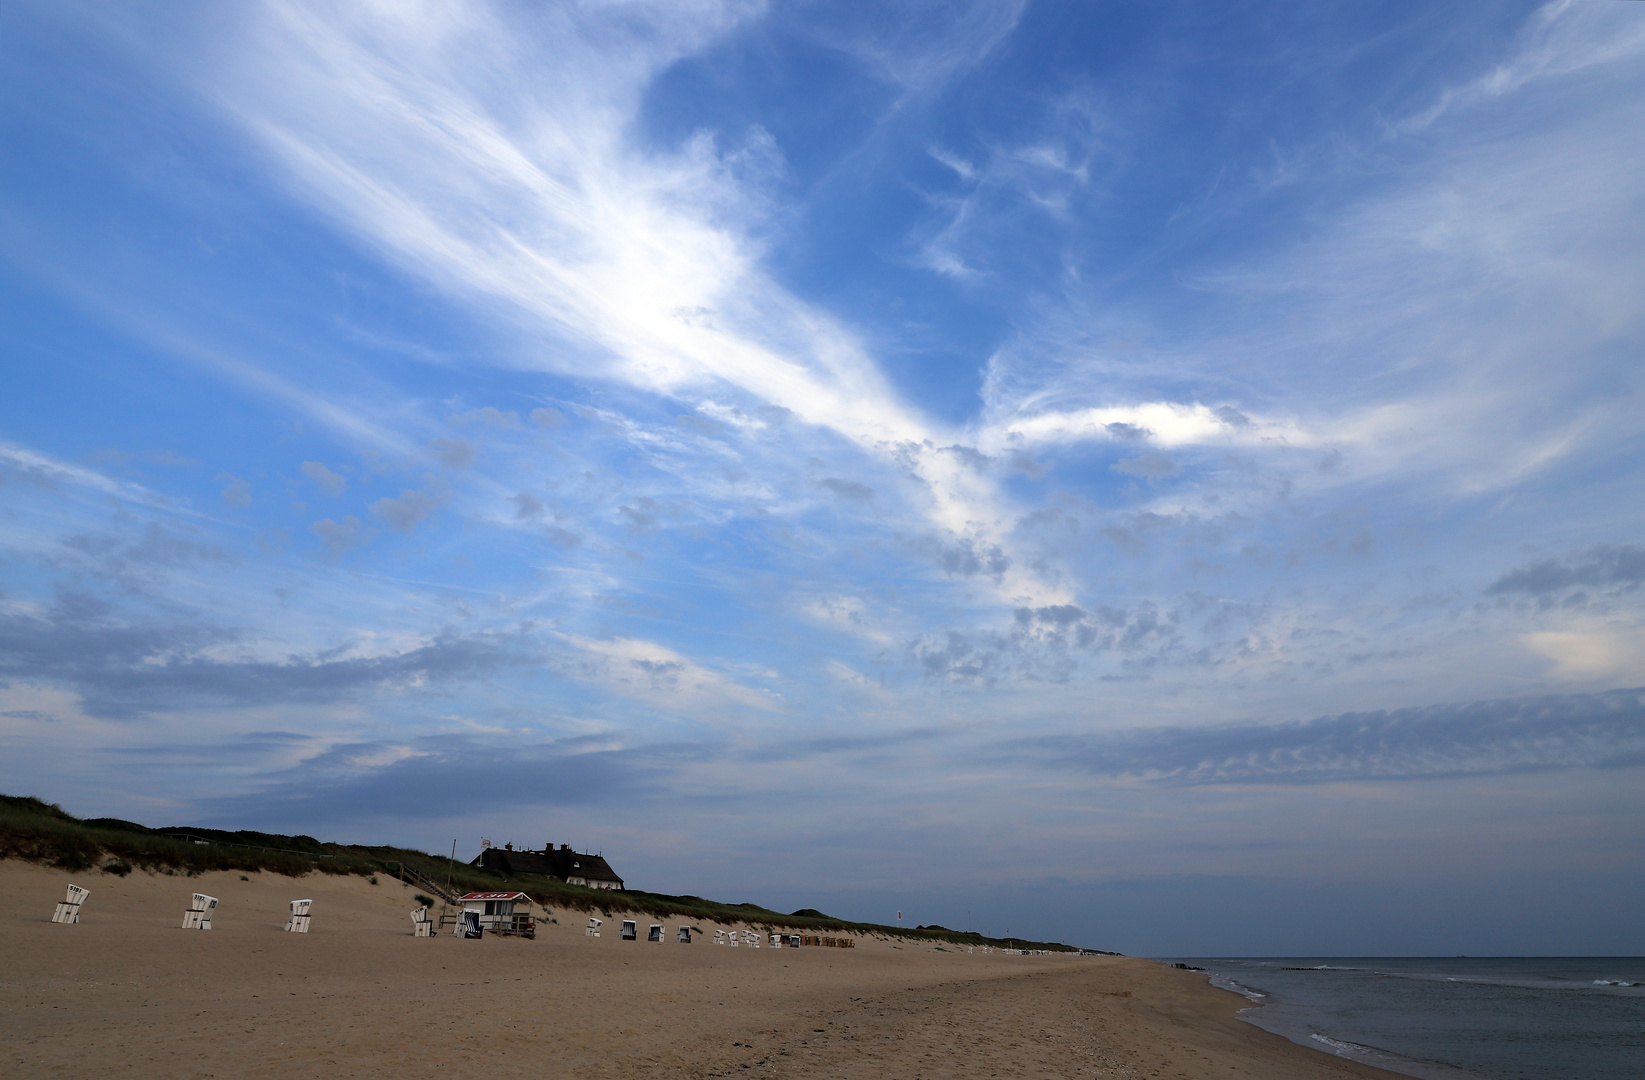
[579,917,854,949]
[51,886,860,949]
[48,886,313,932]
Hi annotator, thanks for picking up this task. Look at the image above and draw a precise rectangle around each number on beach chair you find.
[52,884,89,924]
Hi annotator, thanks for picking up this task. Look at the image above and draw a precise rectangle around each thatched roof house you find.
[471,843,624,890]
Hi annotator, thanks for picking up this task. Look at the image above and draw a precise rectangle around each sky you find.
[2,0,1643,956]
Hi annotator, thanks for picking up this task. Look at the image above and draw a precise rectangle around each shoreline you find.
[1165,955,1645,1080]
[1202,972,1460,1080]
[2,861,1405,1078]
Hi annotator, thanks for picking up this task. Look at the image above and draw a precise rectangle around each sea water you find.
[1162,957,1645,1080]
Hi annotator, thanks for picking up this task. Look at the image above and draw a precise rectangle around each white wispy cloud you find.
[1397,0,1645,134]
[976,0,1645,513]
[559,633,781,715]
[0,440,176,508]
[190,0,1092,604]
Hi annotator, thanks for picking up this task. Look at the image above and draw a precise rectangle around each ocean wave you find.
[1309,1032,1382,1056]
[1208,974,1266,1001]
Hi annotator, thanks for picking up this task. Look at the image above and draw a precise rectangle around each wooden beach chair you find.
[284,899,312,933]
[620,919,637,940]
[410,906,434,937]
[770,932,783,948]
[743,930,759,947]
[585,917,602,938]
[647,923,663,942]
[713,929,726,945]
[51,884,89,924]
[676,926,692,943]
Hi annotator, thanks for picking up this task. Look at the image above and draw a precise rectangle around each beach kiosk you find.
[453,891,535,938]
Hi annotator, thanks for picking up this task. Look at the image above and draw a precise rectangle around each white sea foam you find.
[1208,974,1266,1001]
[1309,1033,1382,1056]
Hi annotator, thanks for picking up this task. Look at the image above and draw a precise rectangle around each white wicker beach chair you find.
[182,893,218,930]
[585,916,602,938]
[676,926,692,943]
[648,923,663,942]
[51,884,89,924]
[284,899,313,932]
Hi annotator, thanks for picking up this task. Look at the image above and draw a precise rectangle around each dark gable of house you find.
[471,845,624,889]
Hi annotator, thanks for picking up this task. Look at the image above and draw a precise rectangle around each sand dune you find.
[2,862,1396,1078]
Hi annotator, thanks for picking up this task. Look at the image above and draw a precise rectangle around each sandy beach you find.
[2,862,1400,1079]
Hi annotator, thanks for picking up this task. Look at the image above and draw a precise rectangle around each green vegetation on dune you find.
[0,793,1108,953]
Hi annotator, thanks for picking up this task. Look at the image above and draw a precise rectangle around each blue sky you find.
[3,0,1643,955]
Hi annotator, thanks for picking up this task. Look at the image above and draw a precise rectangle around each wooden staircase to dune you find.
[395,862,457,905]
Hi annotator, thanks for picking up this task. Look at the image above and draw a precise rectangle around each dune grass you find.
[0,793,1104,953]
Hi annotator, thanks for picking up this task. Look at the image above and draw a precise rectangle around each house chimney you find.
[561,843,570,850]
